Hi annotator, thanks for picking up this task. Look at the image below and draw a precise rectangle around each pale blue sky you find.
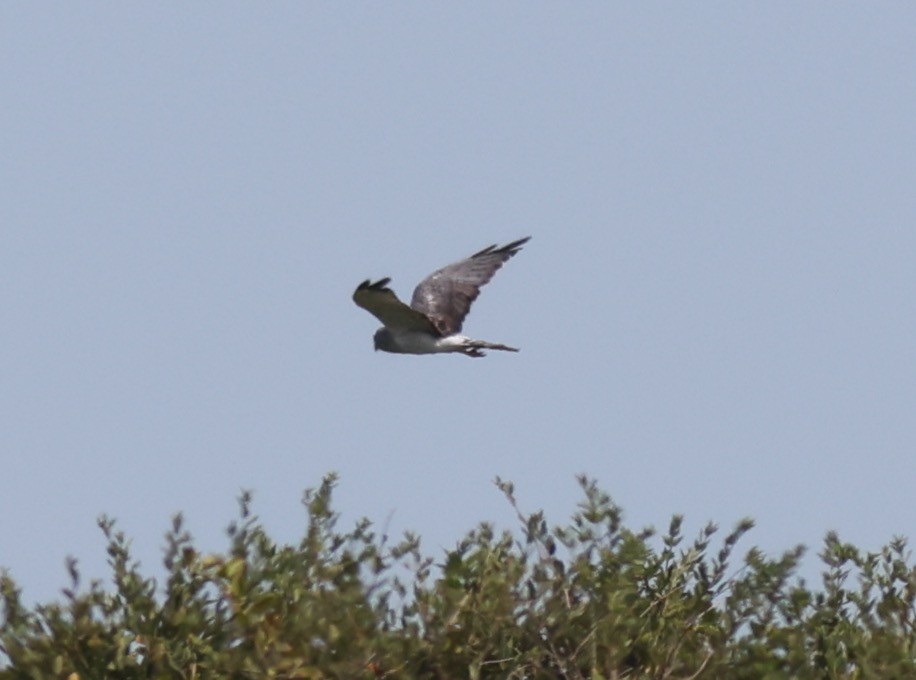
[3,4,915,603]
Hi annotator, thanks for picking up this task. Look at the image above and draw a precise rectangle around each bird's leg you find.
[462,347,486,358]
[466,340,519,354]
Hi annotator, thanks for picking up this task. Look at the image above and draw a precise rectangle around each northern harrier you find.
[353,237,530,358]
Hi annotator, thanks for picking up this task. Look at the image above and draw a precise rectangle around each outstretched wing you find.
[409,237,530,335]
[352,278,441,335]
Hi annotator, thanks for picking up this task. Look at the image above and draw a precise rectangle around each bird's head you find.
[373,328,391,352]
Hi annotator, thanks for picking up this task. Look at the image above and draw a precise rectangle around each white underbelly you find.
[395,331,446,354]
[397,332,467,354]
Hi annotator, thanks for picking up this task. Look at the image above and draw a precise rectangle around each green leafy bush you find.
[2,474,914,678]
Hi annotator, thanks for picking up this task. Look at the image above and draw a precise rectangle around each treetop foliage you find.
[2,474,914,678]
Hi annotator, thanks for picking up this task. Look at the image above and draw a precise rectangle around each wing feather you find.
[352,278,440,335]
[409,237,530,335]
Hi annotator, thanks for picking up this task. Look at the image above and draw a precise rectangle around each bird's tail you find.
[462,340,520,357]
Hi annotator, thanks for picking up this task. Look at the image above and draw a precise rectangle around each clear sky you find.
[3,4,915,604]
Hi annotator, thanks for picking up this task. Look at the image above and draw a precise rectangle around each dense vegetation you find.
[2,474,914,678]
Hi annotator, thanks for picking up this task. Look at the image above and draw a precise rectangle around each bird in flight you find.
[353,237,530,358]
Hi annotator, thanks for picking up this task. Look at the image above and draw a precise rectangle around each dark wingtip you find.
[494,236,531,258]
[355,277,392,293]
[470,243,499,258]
[471,236,531,260]
[501,236,531,252]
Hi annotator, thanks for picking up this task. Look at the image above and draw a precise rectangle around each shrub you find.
[2,474,914,678]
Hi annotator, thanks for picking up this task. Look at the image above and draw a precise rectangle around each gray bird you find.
[353,237,530,357]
